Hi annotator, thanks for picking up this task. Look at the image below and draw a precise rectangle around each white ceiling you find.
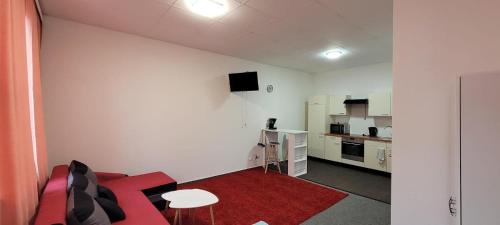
[40,0,393,73]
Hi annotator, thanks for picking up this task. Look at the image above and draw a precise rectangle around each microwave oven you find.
[330,123,349,134]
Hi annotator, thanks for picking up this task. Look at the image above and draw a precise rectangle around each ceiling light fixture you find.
[324,48,347,60]
[184,0,229,18]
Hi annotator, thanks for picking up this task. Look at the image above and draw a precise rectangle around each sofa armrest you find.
[95,172,128,183]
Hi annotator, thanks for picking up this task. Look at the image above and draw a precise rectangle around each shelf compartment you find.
[294,160,307,176]
[294,133,307,147]
[294,146,307,161]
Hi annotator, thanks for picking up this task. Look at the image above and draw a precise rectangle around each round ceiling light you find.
[184,0,229,18]
[324,48,347,60]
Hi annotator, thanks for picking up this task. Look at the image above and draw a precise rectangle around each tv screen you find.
[228,72,259,92]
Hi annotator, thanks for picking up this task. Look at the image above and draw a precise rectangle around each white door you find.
[325,136,341,162]
[307,133,325,158]
[461,74,500,225]
[368,92,391,116]
[386,143,392,173]
[307,104,326,158]
[364,140,387,171]
[308,104,326,133]
[329,96,347,115]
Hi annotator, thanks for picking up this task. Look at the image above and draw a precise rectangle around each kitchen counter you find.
[325,133,392,143]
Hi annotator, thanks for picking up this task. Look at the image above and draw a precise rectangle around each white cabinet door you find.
[308,104,326,133]
[307,133,325,158]
[325,136,342,162]
[309,95,327,105]
[386,143,392,173]
[368,92,392,116]
[364,140,388,171]
[329,96,348,115]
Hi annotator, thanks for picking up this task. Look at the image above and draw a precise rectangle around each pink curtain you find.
[0,0,47,224]
[29,0,49,190]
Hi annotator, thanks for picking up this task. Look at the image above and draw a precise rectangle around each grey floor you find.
[301,194,391,225]
[268,158,391,225]
[300,158,391,203]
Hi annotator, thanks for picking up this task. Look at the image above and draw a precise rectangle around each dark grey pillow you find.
[68,172,97,197]
[69,160,98,184]
[97,185,117,203]
[67,188,111,225]
[95,197,126,222]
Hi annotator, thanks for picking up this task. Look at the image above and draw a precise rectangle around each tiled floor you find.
[300,158,391,203]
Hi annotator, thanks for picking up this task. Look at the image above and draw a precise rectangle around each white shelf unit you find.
[287,132,308,177]
[262,129,308,177]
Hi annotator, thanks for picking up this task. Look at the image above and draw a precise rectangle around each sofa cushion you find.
[110,192,169,225]
[67,188,111,225]
[102,172,176,192]
[95,172,128,183]
[70,160,98,184]
[69,172,97,197]
[95,197,126,222]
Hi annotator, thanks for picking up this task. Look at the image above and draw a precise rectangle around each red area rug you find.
[163,167,347,225]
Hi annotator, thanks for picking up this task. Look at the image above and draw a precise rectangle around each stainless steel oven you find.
[341,137,364,162]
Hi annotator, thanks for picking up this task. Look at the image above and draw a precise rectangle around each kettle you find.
[368,127,378,137]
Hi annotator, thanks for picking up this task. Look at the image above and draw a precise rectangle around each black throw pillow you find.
[68,172,97,197]
[67,188,111,225]
[69,160,98,184]
[97,185,117,204]
[95,197,126,222]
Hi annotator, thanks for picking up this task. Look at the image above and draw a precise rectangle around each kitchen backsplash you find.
[330,104,392,137]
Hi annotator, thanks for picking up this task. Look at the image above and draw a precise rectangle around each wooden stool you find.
[264,141,281,174]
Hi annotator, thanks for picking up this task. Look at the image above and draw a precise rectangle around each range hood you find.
[344,99,368,104]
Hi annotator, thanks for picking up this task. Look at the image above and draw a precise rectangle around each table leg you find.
[210,206,215,225]
[174,209,178,225]
[179,209,182,225]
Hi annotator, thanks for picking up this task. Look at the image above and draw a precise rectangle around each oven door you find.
[341,141,364,162]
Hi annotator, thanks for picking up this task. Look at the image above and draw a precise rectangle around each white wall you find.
[393,0,500,225]
[41,17,312,183]
[312,63,393,137]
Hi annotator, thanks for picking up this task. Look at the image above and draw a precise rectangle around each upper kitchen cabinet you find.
[368,92,392,116]
[309,95,327,105]
[329,95,349,115]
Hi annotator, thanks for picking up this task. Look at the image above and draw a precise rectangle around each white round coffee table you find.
[162,189,219,225]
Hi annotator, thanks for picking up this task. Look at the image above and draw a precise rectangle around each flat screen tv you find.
[228,71,259,92]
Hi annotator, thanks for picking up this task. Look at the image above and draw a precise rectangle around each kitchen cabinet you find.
[325,136,342,162]
[307,96,328,159]
[368,92,392,116]
[308,133,325,158]
[365,140,388,172]
[329,95,349,115]
[309,95,327,105]
[386,143,392,172]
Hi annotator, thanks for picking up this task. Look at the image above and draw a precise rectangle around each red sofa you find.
[34,165,177,225]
